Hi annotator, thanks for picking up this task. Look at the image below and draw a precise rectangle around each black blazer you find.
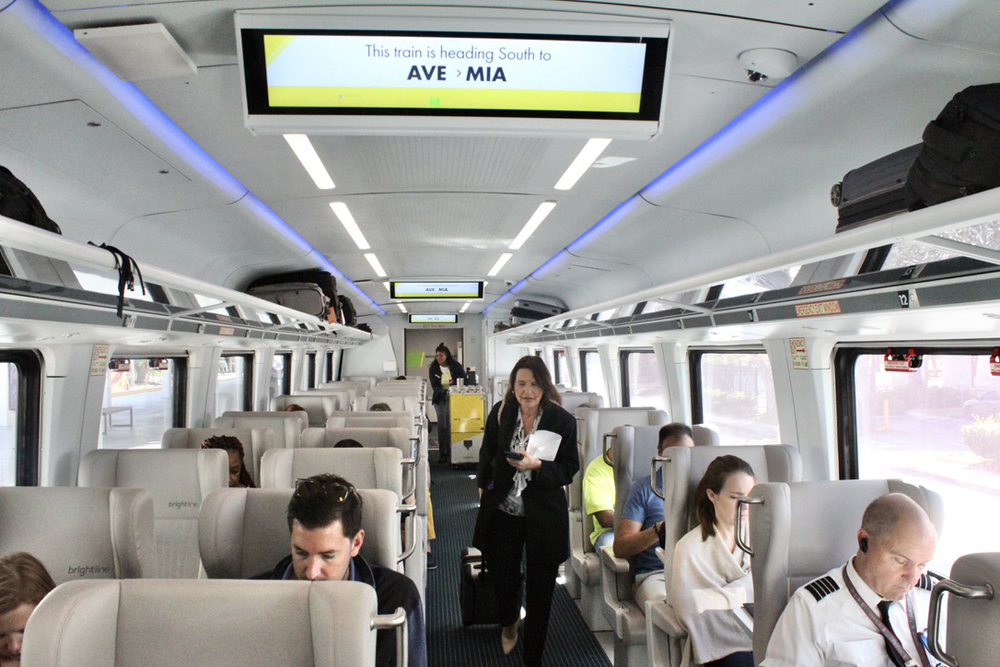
[472,399,579,564]
[428,358,465,404]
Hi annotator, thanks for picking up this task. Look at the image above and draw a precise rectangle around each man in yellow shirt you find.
[582,449,616,549]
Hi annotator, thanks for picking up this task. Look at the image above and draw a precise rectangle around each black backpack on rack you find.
[0,166,62,234]
[905,83,1000,211]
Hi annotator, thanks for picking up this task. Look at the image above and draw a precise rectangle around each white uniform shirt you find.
[762,558,931,667]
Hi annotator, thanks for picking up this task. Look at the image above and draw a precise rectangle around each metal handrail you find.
[602,433,615,467]
[396,502,419,563]
[927,577,995,667]
[371,607,408,667]
[734,496,764,556]
[650,455,670,500]
[400,457,417,500]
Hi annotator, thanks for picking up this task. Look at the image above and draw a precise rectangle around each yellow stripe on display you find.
[267,86,642,113]
[396,292,480,298]
[263,35,296,67]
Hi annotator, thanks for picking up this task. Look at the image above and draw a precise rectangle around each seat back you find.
[691,424,721,446]
[572,408,670,512]
[610,425,665,525]
[161,427,275,486]
[0,487,154,583]
[79,449,229,578]
[303,387,354,411]
[935,552,1000,667]
[327,411,417,434]
[362,393,419,414]
[660,444,802,594]
[215,411,307,448]
[299,426,413,458]
[270,395,336,427]
[560,392,605,414]
[260,448,403,500]
[199,487,400,578]
[748,479,944,663]
[21,579,379,666]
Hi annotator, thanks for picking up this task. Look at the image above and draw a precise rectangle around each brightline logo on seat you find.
[168,500,199,508]
[68,565,111,577]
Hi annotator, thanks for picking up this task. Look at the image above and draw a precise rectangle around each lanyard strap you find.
[842,566,931,667]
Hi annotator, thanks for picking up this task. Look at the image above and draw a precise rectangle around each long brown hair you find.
[503,355,562,407]
[694,455,755,540]
[0,552,55,615]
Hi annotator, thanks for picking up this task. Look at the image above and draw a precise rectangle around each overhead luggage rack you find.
[0,214,372,346]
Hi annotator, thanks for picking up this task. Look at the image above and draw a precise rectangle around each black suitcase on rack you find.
[905,83,1000,210]
[460,547,498,626]
[831,144,921,233]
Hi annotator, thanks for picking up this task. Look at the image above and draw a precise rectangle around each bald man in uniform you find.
[763,493,938,667]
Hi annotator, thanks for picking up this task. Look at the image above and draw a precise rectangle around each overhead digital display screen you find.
[240,30,667,121]
[409,314,458,324]
[391,281,483,299]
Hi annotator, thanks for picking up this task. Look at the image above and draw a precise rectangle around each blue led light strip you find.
[5,0,385,315]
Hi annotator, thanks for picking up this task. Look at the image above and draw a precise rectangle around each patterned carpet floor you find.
[425,458,612,667]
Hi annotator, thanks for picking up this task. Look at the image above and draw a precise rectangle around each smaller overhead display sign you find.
[391,281,483,299]
[409,314,458,324]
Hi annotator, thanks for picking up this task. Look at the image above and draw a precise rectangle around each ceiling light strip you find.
[460,301,471,313]
[487,253,513,277]
[554,138,612,190]
[365,253,387,277]
[509,201,557,250]
[397,303,407,313]
[283,134,335,190]
[330,202,370,250]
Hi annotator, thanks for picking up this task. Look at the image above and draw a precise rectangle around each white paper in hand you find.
[527,430,562,461]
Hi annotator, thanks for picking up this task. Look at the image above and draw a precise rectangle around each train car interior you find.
[2,0,1000,664]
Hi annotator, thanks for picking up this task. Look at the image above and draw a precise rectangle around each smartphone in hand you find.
[504,451,524,461]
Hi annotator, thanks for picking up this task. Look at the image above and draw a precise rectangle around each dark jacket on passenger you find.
[428,358,465,404]
[473,398,579,563]
[253,553,427,667]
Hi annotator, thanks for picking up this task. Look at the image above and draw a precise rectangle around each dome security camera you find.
[738,49,798,83]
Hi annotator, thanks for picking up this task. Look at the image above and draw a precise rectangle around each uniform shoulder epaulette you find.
[804,575,840,602]
[916,573,934,591]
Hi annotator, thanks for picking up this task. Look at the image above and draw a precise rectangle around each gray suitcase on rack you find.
[832,144,921,233]
[246,282,328,318]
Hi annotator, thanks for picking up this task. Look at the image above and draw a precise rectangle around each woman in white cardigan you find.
[669,455,756,667]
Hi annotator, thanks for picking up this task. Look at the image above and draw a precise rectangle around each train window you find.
[553,349,569,387]
[101,357,186,449]
[719,266,801,299]
[620,350,666,411]
[0,352,41,486]
[193,294,231,316]
[325,351,336,383]
[690,349,779,445]
[216,354,252,418]
[269,352,292,402]
[839,348,1000,568]
[73,266,154,302]
[306,352,317,389]
[580,350,609,406]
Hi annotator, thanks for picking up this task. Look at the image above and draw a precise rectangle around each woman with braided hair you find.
[202,435,256,488]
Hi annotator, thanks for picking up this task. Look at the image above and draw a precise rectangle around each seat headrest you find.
[199,488,400,578]
[0,487,154,583]
[260,448,403,498]
[21,579,379,666]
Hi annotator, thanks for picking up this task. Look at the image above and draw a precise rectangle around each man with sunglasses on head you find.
[254,473,426,667]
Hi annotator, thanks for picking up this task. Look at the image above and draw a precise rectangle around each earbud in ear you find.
[859,537,869,553]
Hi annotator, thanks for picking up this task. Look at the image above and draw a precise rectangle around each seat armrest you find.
[646,598,685,637]
[600,544,636,634]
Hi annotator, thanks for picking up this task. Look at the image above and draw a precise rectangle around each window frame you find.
[619,348,658,408]
[275,351,292,396]
[306,352,317,390]
[220,352,254,413]
[553,349,568,387]
[689,346,769,425]
[834,344,998,481]
[1,351,42,486]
